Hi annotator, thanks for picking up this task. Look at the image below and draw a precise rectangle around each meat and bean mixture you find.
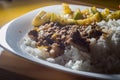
[28,22,103,58]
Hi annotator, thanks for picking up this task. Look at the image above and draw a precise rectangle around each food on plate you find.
[22,3,120,74]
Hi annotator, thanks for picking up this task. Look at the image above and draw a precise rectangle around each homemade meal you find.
[22,3,120,74]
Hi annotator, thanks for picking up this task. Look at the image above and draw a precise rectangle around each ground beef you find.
[28,22,103,57]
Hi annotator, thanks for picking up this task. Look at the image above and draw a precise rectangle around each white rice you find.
[22,19,120,73]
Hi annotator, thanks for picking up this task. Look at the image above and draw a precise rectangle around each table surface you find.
[0,0,120,80]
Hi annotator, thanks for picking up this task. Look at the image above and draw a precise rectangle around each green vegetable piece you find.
[73,9,83,20]
[101,8,111,20]
[90,6,98,14]
[50,13,59,22]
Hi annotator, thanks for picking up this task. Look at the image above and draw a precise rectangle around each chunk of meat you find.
[28,30,38,41]
[49,43,64,58]
[68,29,90,52]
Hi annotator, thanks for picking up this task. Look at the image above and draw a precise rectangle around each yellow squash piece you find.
[77,12,101,25]
[106,10,120,20]
[66,19,76,24]
[32,11,51,27]
[59,17,76,25]
[62,3,72,14]
[51,33,59,39]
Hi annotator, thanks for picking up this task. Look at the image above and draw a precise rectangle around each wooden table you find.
[0,0,120,80]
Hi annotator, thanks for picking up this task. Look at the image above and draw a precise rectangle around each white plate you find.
[0,4,120,79]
